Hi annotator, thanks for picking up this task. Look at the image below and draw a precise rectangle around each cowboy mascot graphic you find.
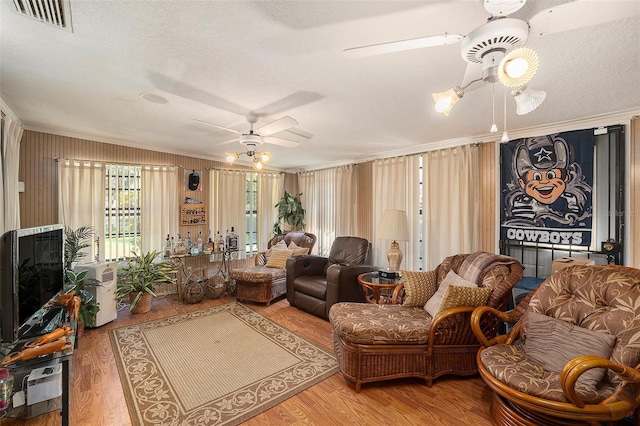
[503,134,591,229]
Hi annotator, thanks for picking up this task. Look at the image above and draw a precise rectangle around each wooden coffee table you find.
[357,271,404,304]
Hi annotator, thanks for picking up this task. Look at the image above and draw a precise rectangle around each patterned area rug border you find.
[109,302,339,425]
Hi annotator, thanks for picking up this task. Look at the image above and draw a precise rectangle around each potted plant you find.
[273,191,305,235]
[63,225,101,333]
[65,270,101,334]
[116,250,175,313]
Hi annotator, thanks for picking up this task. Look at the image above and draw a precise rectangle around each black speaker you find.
[188,171,200,190]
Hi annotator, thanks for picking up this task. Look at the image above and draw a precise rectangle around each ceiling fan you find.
[190,113,303,169]
[344,0,639,119]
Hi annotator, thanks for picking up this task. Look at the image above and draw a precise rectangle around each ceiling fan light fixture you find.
[225,152,238,164]
[259,151,272,163]
[512,86,547,115]
[498,47,539,87]
[432,86,463,116]
[253,158,265,170]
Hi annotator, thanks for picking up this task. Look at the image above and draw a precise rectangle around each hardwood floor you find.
[1,294,494,426]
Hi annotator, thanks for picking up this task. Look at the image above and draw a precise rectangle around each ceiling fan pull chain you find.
[501,85,509,143]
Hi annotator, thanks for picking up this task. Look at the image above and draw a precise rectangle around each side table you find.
[357,272,404,304]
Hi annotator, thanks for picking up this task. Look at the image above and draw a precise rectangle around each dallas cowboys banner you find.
[500,129,594,247]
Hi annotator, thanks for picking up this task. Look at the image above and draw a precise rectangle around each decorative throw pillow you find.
[401,270,437,307]
[264,248,293,269]
[523,311,617,388]
[265,240,288,261]
[288,241,309,256]
[437,285,492,315]
[424,270,477,317]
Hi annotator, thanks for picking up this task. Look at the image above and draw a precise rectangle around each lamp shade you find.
[432,86,464,116]
[377,210,409,241]
[498,47,539,88]
[513,86,546,115]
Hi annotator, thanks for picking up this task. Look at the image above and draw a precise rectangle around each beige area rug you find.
[110,302,339,425]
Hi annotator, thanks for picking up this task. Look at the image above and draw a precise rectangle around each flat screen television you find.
[0,224,65,344]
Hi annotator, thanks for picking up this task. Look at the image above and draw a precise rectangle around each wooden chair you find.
[471,265,640,426]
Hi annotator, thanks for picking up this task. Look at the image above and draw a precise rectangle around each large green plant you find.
[64,225,95,272]
[64,225,101,326]
[273,191,305,235]
[116,250,175,312]
[65,270,101,327]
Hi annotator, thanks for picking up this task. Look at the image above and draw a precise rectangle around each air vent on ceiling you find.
[12,0,73,32]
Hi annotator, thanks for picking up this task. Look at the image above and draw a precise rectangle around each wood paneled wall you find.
[18,131,291,242]
[631,117,640,267]
[356,162,373,241]
[478,142,497,252]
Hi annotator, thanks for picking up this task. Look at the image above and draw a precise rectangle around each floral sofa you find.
[329,252,523,391]
[472,264,640,425]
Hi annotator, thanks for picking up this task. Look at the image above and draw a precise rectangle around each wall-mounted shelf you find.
[181,203,206,225]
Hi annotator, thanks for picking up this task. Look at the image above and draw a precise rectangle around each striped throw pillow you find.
[264,249,293,269]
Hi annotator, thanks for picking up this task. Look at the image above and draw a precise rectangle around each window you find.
[104,164,142,260]
[245,172,258,254]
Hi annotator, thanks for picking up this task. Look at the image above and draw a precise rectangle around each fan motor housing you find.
[461,18,529,64]
[239,133,263,146]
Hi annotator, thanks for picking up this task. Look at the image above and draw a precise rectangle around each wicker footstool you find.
[229,266,287,306]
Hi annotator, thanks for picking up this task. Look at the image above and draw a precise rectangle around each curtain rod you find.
[53,157,180,168]
[205,166,283,175]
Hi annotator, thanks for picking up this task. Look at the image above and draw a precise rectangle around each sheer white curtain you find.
[141,165,179,254]
[58,159,105,261]
[372,155,421,270]
[335,165,357,237]
[1,116,23,233]
[257,172,283,249]
[423,145,479,269]
[209,169,247,258]
[298,172,318,251]
[297,165,357,256]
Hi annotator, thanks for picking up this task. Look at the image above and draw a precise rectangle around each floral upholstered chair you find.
[472,265,640,425]
[329,252,523,391]
[230,232,316,306]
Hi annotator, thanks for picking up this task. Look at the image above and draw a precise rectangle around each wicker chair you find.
[230,232,316,306]
[329,252,523,391]
[471,265,640,426]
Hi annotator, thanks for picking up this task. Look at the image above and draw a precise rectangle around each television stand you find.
[18,305,66,340]
[1,307,75,425]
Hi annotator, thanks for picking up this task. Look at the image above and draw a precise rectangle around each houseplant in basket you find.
[273,191,305,235]
[63,225,101,334]
[116,250,175,313]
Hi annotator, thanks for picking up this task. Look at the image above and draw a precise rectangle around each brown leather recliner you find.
[285,236,376,319]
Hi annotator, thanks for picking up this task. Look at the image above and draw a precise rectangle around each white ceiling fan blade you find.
[258,116,298,136]
[343,34,464,58]
[262,136,300,148]
[529,0,640,37]
[216,138,240,146]
[189,118,241,134]
[284,127,313,139]
[484,0,527,17]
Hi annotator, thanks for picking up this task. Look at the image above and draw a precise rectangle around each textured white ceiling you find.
[1,0,639,171]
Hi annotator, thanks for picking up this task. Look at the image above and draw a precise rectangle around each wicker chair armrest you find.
[255,251,267,266]
[560,355,640,408]
[428,306,476,353]
[471,306,512,347]
[391,283,406,305]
